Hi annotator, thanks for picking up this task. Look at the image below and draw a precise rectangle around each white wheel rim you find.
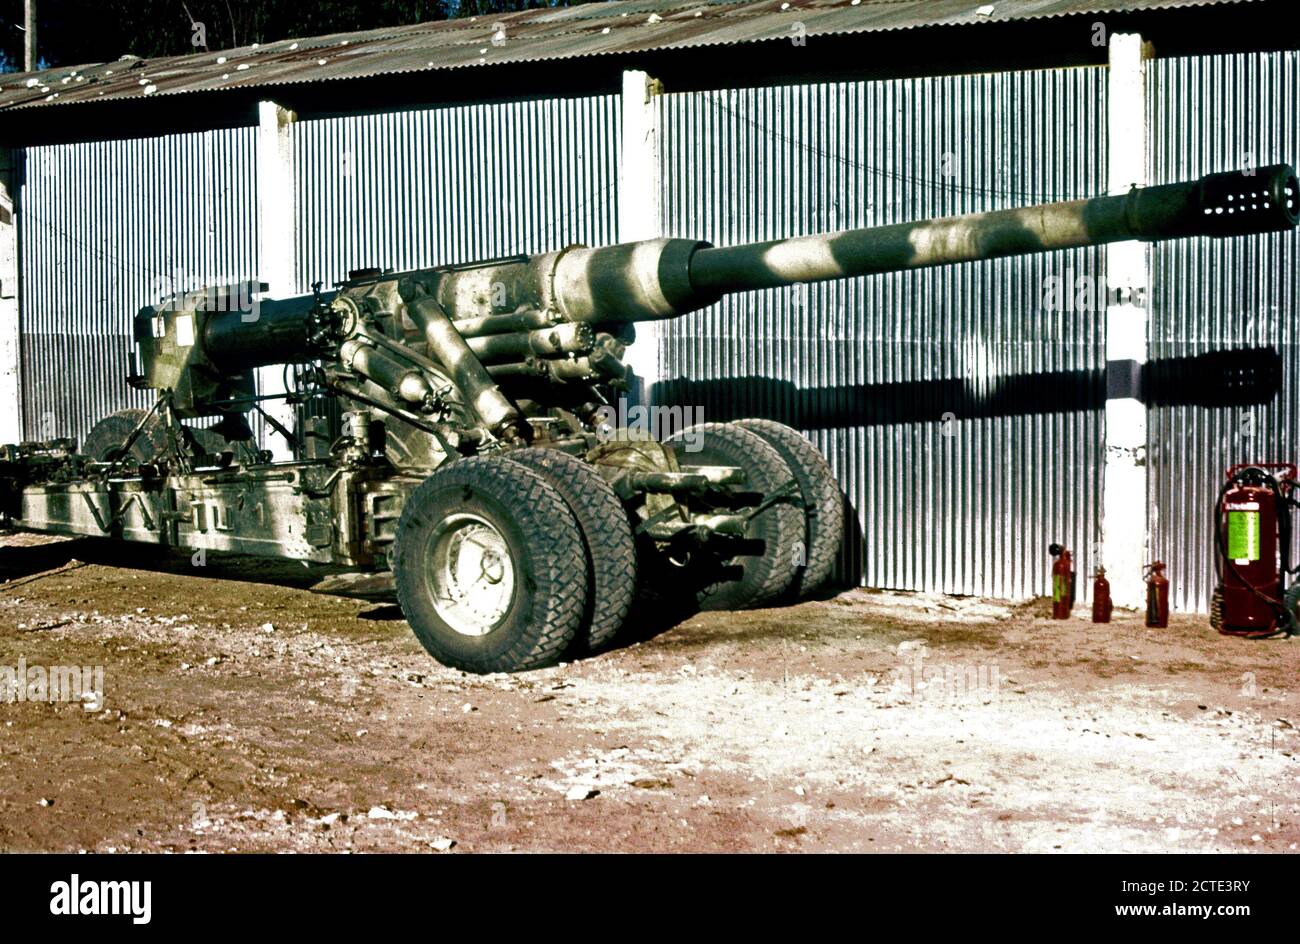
[427,513,516,636]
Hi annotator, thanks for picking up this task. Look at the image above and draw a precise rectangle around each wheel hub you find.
[427,513,516,636]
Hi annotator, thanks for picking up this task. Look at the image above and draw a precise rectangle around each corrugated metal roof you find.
[0,0,1253,112]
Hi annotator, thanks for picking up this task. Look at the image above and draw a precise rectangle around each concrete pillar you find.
[0,150,21,444]
[1102,33,1152,608]
[256,100,299,459]
[618,70,663,407]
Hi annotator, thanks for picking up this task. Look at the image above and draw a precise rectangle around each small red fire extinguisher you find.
[1092,569,1112,623]
[1049,544,1074,619]
[1144,562,1169,628]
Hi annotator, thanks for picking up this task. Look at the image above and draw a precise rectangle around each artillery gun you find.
[2,164,1296,672]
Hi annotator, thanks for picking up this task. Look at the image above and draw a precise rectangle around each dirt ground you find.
[1,532,1296,853]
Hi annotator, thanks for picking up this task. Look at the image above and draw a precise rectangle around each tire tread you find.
[505,448,637,651]
[734,418,844,597]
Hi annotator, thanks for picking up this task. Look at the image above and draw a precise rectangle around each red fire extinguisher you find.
[1049,544,1074,619]
[1092,569,1112,623]
[1214,463,1299,638]
[1144,562,1169,628]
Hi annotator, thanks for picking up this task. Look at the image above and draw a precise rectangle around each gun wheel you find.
[81,409,168,463]
[734,419,844,598]
[393,455,588,673]
[666,422,805,611]
[82,408,238,465]
[504,447,637,653]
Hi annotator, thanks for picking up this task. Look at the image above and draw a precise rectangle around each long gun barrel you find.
[400,164,1297,331]
[688,164,1299,294]
[132,164,1297,434]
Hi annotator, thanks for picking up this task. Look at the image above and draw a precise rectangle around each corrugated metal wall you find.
[653,69,1109,598]
[17,129,259,445]
[1147,51,1300,613]
[292,96,620,293]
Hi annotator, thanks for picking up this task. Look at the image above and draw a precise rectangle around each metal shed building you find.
[0,0,1296,613]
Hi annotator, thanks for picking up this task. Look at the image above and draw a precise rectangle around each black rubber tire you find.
[666,422,804,610]
[393,456,587,673]
[504,448,637,653]
[734,419,844,598]
[82,409,240,465]
[1209,587,1224,633]
[81,409,168,463]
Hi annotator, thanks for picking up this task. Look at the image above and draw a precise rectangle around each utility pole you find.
[24,0,37,72]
